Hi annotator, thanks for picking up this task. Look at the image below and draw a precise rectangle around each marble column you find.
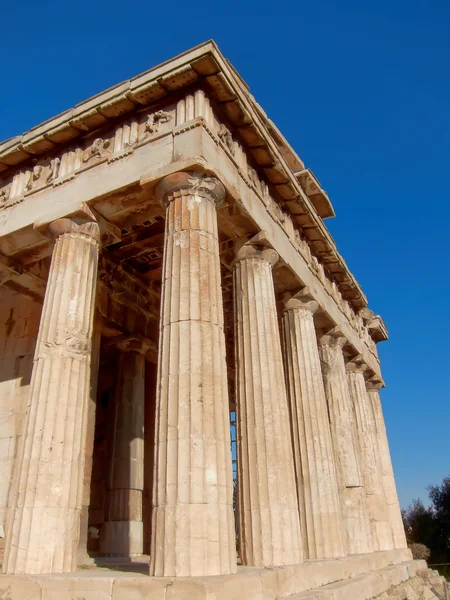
[367,378,407,549]
[346,356,394,551]
[234,232,302,568]
[101,337,151,557]
[77,321,102,565]
[150,171,236,577]
[282,290,345,560]
[3,217,100,574]
[319,328,373,555]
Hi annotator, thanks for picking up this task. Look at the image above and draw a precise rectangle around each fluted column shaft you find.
[282,291,345,559]
[102,349,145,556]
[367,380,407,549]
[347,359,394,551]
[234,234,302,567]
[3,218,100,574]
[150,171,236,577]
[319,329,373,555]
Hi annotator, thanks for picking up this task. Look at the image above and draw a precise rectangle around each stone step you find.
[281,562,427,600]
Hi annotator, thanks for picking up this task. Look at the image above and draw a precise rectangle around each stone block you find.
[276,564,302,597]
[293,592,334,600]
[41,574,114,600]
[338,553,371,579]
[0,575,42,600]
[299,560,344,591]
[112,576,170,600]
[203,569,264,600]
[368,550,392,571]
[323,573,387,600]
[165,579,208,600]
[377,564,410,588]
[259,568,280,600]
[409,560,428,577]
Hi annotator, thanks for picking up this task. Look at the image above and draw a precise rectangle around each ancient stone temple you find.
[0,41,438,600]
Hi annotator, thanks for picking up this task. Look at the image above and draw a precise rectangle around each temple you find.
[0,41,438,599]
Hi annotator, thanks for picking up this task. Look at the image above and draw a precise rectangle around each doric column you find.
[3,217,100,574]
[77,321,102,565]
[319,328,373,555]
[234,232,302,567]
[346,356,394,551]
[367,378,407,549]
[282,290,345,560]
[150,171,236,577]
[101,336,152,557]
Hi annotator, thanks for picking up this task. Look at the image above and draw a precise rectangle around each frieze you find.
[0,106,176,209]
[145,110,172,136]
[82,137,111,163]
[218,123,235,155]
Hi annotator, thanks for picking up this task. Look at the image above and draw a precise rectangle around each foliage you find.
[402,476,450,580]
[409,543,430,560]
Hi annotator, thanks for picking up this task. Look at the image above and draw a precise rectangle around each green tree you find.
[428,477,450,566]
[402,476,450,580]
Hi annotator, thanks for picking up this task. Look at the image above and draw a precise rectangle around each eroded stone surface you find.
[319,328,373,555]
[3,218,100,574]
[282,291,344,560]
[233,234,302,567]
[150,172,236,577]
[347,357,394,552]
[367,380,408,551]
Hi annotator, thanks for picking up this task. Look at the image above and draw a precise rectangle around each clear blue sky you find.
[1,1,449,508]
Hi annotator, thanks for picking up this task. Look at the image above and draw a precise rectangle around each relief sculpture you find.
[144,110,172,135]
[83,138,111,163]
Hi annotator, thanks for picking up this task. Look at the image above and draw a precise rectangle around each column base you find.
[100,521,143,557]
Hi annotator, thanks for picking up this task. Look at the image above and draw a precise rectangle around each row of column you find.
[2,170,406,577]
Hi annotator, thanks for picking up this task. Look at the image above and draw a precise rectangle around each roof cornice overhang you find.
[0,40,367,309]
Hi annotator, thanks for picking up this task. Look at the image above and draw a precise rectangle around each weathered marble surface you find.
[282,291,344,560]
[320,328,373,555]
[3,218,100,574]
[234,233,302,567]
[367,379,408,550]
[150,171,236,577]
[347,357,394,552]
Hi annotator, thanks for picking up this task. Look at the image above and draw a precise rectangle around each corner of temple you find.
[367,314,389,343]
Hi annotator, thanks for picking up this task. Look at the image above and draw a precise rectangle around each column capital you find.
[234,231,279,265]
[319,326,347,348]
[283,286,319,314]
[346,354,369,374]
[366,376,385,391]
[48,217,100,243]
[108,333,156,357]
[154,170,226,208]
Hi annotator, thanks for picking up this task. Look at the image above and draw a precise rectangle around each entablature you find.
[0,41,368,311]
